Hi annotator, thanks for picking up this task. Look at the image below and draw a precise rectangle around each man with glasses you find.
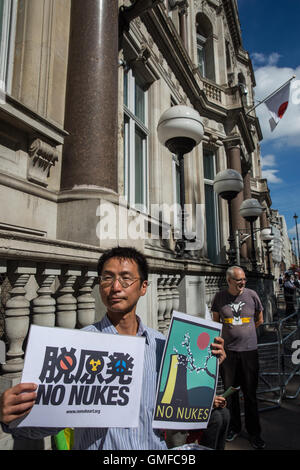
[211,266,265,450]
[0,246,225,450]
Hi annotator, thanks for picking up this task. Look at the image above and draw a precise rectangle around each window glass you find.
[123,71,128,107]
[0,0,17,93]
[197,34,206,77]
[134,128,146,206]
[203,150,220,263]
[203,150,215,180]
[123,69,148,210]
[135,80,145,124]
[205,184,218,262]
[0,2,4,41]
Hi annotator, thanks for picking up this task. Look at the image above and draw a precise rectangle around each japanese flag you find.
[264,82,291,131]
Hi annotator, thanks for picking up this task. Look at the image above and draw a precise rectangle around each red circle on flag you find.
[197,332,210,350]
[277,101,288,119]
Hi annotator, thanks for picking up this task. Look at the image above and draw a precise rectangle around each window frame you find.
[123,68,149,212]
[196,33,206,78]
[0,0,17,94]
[203,148,221,263]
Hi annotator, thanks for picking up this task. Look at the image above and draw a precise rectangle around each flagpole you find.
[246,75,296,115]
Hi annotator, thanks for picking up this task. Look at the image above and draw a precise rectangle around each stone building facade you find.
[0,0,275,449]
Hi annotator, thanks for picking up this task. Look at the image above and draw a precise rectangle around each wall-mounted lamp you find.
[261,227,274,276]
[157,105,204,256]
[213,169,244,265]
[240,198,263,271]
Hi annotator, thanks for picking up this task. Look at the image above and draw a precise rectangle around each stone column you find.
[61,0,119,192]
[224,138,247,260]
[260,209,269,229]
[179,6,188,49]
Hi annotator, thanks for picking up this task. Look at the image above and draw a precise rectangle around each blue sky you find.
[237,0,300,239]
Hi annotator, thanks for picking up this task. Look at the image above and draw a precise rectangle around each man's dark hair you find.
[97,246,149,282]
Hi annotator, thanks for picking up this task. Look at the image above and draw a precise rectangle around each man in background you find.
[211,266,265,450]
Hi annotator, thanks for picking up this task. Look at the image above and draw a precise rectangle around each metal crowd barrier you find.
[257,310,300,410]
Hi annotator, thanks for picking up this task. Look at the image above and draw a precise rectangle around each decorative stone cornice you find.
[222,0,242,50]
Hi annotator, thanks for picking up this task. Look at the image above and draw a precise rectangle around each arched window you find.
[196,13,215,81]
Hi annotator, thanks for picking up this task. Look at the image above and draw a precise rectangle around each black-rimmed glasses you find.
[99,275,141,289]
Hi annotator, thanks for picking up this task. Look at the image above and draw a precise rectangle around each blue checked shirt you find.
[3,315,167,450]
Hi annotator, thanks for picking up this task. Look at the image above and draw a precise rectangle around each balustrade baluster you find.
[32,265,60,327]
[77,270,98,328]
[2,263,36,376]
[157,275,168,333]
[56,267,81,329]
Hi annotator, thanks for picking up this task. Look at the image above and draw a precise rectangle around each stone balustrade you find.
[204,274,226,312]
[0,258,184,378]
[0,259,98,378]
[202,80,223,102]
[157,274,181,335]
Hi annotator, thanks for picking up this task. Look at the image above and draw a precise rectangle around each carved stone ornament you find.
[28,138,59,187]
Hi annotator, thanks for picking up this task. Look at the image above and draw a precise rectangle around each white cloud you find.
[261,169,283,184]
[252,52,281,67]
[260,153,276,168]
[260,153,283,183]
[250,57,300,147]
[252,52,267,65]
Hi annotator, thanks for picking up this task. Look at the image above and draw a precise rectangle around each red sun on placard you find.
[197,332,210,350]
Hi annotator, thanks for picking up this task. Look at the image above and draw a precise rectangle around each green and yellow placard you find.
[152,311,222,430]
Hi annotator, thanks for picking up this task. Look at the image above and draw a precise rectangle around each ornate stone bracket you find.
[28,138,59,187]
[169,0,188,13]
[120,0,164,32]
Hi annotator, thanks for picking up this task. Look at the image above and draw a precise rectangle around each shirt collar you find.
[101,313,150,344]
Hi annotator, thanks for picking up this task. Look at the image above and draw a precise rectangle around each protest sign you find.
[153,311,222,430]
[18,325,145,428]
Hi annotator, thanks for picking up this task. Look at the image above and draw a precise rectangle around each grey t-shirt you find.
[211,288,263,352]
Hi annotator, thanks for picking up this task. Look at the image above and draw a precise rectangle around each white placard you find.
[18,325,145,428]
